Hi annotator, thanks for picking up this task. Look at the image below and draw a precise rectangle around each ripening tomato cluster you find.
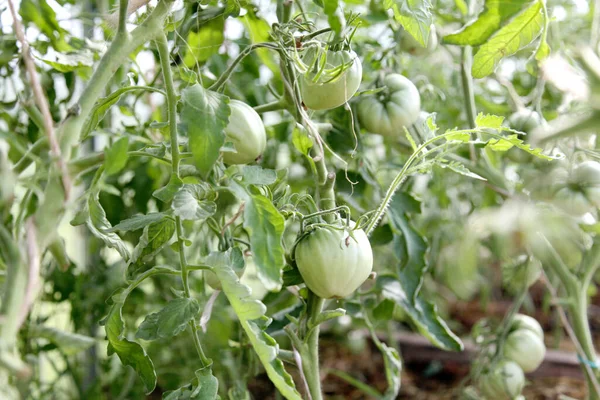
[478,314,546,399]
[217,45,428,299]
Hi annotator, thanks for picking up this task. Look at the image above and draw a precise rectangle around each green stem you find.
[118,0,129,34]
[364,128,481,235]
[58,0,173,157]
[157,32,211,368]
[253,99,286,113]
[494,286,528,361]
[570,290,600,400]
[460,47,477,129]
[13,137,48,174]
[208,43,278,92]
[302,292,325,400]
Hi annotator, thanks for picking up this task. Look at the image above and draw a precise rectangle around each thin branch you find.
[7,0,72,199]
[18,219,40,329]
[118,0,130,34]
[495,73,525,111]
[541,272,600,398]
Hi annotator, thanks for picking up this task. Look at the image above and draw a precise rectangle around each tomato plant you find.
[2,0,600,399]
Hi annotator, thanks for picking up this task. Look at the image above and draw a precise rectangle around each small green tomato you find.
[479,360,525,400]
[222,100,267,165]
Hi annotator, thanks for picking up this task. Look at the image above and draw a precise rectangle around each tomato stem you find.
[157,32,211,369]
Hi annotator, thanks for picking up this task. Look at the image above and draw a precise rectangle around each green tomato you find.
[399,25,438,55]
[510,314,544,341]
[552,161,600,215]
[222,100,267,165]
[503,329,546,373]
[507,110,544,134]
[300,49,363,110]
[294,221,373,298]
[503,258,541,292]
[357,74,421,137]
[505,110,543,163]
[479,360,525,400]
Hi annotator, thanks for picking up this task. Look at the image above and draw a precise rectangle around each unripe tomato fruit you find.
[503,329,546,373]
[510,314,544,340]
[294,221,373,298]
[479,360,525,400]
[507,110,543,134]
[505,110,543,163]
[399,25,438,55]
[357,74,421,137]
[552,161,600,215]
[300,50,363,110]
[222,100,267,165]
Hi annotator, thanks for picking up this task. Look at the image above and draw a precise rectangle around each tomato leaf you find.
[206,249,302,400]
[172,184,216,221]
[476,113,504,129]
[472,1,544,79]
[104,136,129,176]
[102,290,156,394]
[323,0,346,35]
[387,193,426,300]
[443,0,530,46]
[384,0,433,46]
[487,132,553,160]
[82,86,165,140]
[183,16,225,67]
[292,125,313,156]
[180,84,230,177]
[136,298,200,341]
[153,174,184,203]
[40,49,94,73]
[242,10,278,73]
[240,166,278,186]
[377,275,464,351]
[85,192,131,262]
[162,366,219,400]
[129,219,176,278]
[229,182,285,291]
[108,212,169,233]
[444,129,470,142]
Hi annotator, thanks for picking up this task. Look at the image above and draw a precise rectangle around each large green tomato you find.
[299,50,362,110]
[294,221,373,298]
[479,360,525,400]
[222,100,267,165]
[552,161,600,215]
[357,74,421,137]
